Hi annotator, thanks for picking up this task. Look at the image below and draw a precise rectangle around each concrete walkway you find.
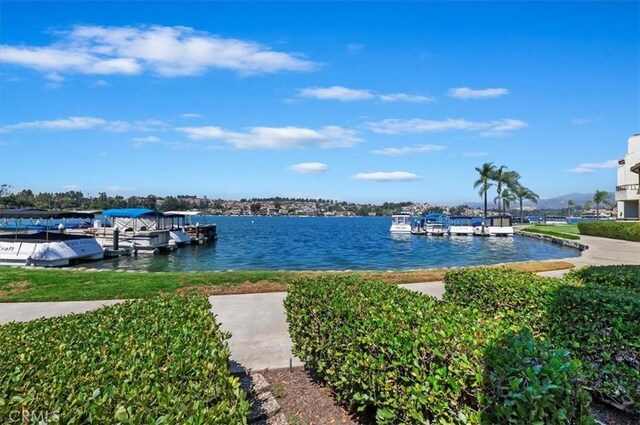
[1,234,638,370]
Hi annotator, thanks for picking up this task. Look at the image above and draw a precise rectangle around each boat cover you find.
[0,209,95,219]
[102,208,165,218]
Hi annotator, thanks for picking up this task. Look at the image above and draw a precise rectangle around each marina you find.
[83,216,579,272]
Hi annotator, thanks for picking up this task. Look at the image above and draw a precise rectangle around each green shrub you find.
[285,275,592,424]
[482,330,592,424]
[565,265,640,292]
[0,296,250,424]
[444,268,640,413]
[578,221,640,241]
[443,267,562,331]
[548,286,640,412]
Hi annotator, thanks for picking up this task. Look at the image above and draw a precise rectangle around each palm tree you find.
[500,188,517,213]
[593,190,609,218]
[474,162,497,220]
[567,199,575,218]
[512,184,540,222]
[491,165,510,217]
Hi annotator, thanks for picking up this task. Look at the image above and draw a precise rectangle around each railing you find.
[616,184,639,191]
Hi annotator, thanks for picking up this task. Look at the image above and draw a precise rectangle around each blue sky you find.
[1,1,638,204]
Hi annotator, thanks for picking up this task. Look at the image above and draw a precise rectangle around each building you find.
[616,134,640,220]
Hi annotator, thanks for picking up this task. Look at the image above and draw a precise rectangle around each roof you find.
[102,208,165,218]
[631,162,640,174]
[0,209,96,219]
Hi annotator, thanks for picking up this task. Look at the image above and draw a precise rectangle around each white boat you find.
[484,215,514,236]
[74,209,172,254]
[390,214,412,233]
[544,216,569,225]
[163,213,193,246]
[449,216,474,236]
[0,209,104,267]
[425,222,447,236]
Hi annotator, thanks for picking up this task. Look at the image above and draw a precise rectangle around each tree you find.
[567,199,575,218]
[583,200,593,211]
[512,184,540,222]
[490,166,509,216]
[474,162,497,220]
[250,203,262,215]
[593,190,609,218]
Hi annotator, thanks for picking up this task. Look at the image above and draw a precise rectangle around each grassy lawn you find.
[0,261,575,302]
[522,224,581,240]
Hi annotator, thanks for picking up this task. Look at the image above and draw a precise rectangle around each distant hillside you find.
[465,192,615,210]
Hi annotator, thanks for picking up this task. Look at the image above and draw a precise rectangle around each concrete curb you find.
[515,229,588,251]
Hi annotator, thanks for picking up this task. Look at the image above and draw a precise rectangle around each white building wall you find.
[616,134,640,219]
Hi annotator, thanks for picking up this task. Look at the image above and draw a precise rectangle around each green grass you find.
[0,260,576,302]
[522,224,581,240]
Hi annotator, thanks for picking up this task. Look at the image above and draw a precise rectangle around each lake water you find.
[90,216,580,272]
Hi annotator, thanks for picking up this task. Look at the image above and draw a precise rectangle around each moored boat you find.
[449,216,474,236]
[0,209,104,267]
[390,214,412,233]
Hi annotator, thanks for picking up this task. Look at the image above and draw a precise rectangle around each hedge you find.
[565,265,640,292]
[444,268,640,413]
[285,275,593,424]
[578,221,640,242]
[0,296,250,424]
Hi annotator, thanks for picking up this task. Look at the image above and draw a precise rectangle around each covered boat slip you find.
[449,216,474,236]
[0,210,104,267]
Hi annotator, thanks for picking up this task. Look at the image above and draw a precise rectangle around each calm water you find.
[89,216,580,272]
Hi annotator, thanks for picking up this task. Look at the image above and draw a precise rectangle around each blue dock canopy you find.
[101,208,165,218]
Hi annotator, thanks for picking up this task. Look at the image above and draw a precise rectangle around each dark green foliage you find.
[285,275,592,424]
[578,221,640,242]
[548,286,640,412]
[482,330,592,424]
[566,265,640,292]
[0,296,250,424]
[444,268,640,413]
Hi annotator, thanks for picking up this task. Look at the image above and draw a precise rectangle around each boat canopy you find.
[0,209,95,219]
[102,208,165,218]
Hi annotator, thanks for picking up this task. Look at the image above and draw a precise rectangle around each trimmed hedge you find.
[444,268,640,413]
[0,296,249,424]
[566,265,640,292]
[578,221,640,242]
[285,275,593,424]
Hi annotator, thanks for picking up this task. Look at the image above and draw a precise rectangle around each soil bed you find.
[260,367,638,425]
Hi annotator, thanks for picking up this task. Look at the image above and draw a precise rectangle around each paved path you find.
[0,300,125,324]
[1,234,638,370]
[209,293,302,371]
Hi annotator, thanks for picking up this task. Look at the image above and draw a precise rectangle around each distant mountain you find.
[536,192,615,210]
[464,192,615,210]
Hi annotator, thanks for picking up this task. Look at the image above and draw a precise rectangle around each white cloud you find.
[46,72,64,82]
[105,185,135,193]
[178,125,361,149]
[290,162,328,173]
[1,116,106,132]
[63,184,80,191]
[371,144,445,156]
[448,87,509,99]
[92,79,110,87]
[353,171,421,182]
[366,118,527,137]
[571,118,592,126]
[299,86,433,103]
[131,135,161,148]
[0,25,316,78]
[346,43,364,53]
[1,116,168,133]
[463,151,489,157]
[181,113,203,118]
[299,86,374,101]
[378,93,434,103]
[568,160,618,173]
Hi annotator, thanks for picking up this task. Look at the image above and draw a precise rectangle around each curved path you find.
[1,235,639,371]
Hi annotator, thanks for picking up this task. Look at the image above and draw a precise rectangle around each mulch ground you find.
[259,367,369,425]
[259,367,638,425]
